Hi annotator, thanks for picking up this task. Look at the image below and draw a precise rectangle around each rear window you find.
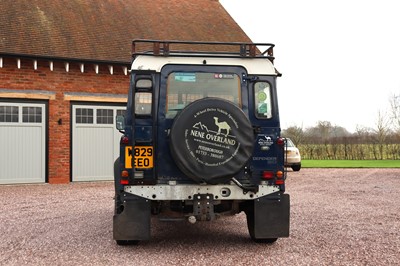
[254,82,272,119]
[166,72,240,118]
[286,138,295,147]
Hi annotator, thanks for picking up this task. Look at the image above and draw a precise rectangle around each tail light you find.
[276,137,285,146]
[276,171,283,178]
[121,136,129,144]
[275,170,284,185]
[263,170,285,185]
[262,170,284,182]
[262,171,274,179]
[120,170,129,185]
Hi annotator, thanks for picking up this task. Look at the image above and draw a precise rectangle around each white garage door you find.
[0,102,46,184]
[72,104,125,181]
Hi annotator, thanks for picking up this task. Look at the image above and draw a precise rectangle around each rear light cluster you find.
[276,137,285,147]
[120,170,130,185]
[121,136,129,145]
[120,135,131,185]
[260,137,286,186]
[262,170,285,185]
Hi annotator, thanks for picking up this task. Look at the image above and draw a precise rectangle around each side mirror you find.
[116,115,125,131]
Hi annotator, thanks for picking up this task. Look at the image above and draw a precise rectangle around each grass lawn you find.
[302,160,400,168]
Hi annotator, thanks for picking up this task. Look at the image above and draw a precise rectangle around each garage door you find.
[0,102,46,184]
[72,104,125,181]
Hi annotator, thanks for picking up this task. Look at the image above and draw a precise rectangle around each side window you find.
[254,82,272,119]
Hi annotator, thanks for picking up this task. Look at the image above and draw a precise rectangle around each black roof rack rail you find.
[131,39,275,62]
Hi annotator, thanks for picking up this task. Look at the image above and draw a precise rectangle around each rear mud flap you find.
[113,198,151,241]
[251,194,290,238]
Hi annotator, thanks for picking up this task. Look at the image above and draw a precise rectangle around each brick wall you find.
[0,57,129,183]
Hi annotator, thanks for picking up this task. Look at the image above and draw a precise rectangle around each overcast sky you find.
[220,0,400,132]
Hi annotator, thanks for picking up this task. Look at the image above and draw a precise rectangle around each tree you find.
[389,93,400,133]
[282,125,305,145]
[374,110,390,159]
[331,125,350,138]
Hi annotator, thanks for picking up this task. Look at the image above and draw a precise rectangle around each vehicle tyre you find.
[246,208,278,244]
[114,157,124,214]
[114,157,124,193]
[169,98,254,184]
[291,164,301,171]
[116,240,139,246]
[253,238,278,244]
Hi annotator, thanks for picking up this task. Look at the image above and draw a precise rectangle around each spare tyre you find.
[169,97,254,184]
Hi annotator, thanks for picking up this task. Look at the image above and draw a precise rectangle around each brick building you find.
[0,0,252,184]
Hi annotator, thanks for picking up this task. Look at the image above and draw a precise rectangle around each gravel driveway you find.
[1,169,399,266]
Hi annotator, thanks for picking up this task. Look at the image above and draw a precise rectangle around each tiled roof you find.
[0,0,251,63]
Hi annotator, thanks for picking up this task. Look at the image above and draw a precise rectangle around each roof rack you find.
[131,39,275,61]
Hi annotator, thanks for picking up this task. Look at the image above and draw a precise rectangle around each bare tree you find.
[389,93,400,133]
[283,119,400,160]
[374,110,390,159]
[282,125,305,145]
[317,121,332,140]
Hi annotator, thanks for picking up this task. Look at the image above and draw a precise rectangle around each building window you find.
[97,109,113,124]
[0,106,18,123]
[117,109,126,117]
[76,108,94,124]
[22,107,42,123]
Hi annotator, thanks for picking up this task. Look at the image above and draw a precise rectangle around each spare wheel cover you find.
[169,98,254,184]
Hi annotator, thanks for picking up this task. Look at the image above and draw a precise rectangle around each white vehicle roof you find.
[131,55,277,76]
[130,40,279,76]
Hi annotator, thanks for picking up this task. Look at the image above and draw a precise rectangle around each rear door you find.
[248,77,284,173]
[156,65,248,183]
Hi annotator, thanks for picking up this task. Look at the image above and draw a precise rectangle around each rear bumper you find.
[285,157,301,166]
[123,184,280,201]
[285,162,301,167]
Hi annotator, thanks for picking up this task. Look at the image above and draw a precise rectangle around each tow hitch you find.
[192,193,215,221]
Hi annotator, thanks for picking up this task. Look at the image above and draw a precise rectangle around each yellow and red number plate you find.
[125,146,154,169]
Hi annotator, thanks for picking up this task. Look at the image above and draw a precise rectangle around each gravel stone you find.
[0,169,399,265]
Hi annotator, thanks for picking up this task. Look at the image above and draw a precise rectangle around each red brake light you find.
[277,137,285,146]
[275,179,284,185]
[121,136,129,144]
[262,171,274,179]
[120,170,129,185]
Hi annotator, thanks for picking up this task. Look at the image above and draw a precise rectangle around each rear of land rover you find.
[113,40,290,245]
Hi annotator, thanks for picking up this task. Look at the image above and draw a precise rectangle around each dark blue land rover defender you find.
[114,40,290,245]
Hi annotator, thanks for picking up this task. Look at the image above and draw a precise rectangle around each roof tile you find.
[0,0,251,63]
